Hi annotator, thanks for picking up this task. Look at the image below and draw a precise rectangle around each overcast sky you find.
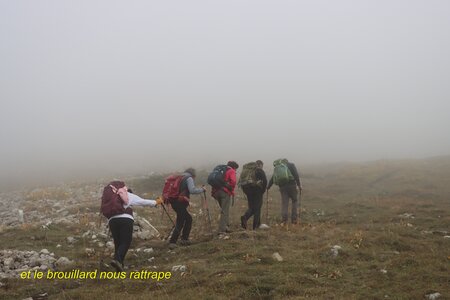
[1,0,449,183]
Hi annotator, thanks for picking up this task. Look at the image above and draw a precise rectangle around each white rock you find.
[106,241,114,250]
[29,257,41,267]
[39,265,49,271]
[85,248,95,256]
[67,237,76,244]
[137,230,153,240]
[426,292,441,300]
[16,266,29,273]
[218,234,230,240]
[18,209,24,223]
[259,224,270,229]
[380,269,388,274]
[399,213,415,219]
[331,245,342,257]
[4,257,14,269]
[40,249,50,255]
[171,265,186,272]
[98,233,108,239]
[56,244,62,248]
[143,248,154,254]
[55,257,74,268]
[272,252,283,262]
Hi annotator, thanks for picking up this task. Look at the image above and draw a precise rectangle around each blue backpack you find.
[207,165,229,189]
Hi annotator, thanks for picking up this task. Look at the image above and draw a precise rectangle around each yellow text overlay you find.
[20,269,172,281]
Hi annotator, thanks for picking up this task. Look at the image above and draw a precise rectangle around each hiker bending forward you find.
[212,161,239,233]
[241,160,267,230]
[267,159,302,224]
[104,182,163,272]
[169,168,205,249]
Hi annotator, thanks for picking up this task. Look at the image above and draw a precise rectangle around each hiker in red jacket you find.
[212,161,239,234]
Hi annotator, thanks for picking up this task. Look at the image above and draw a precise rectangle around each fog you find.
[1,1,449,184]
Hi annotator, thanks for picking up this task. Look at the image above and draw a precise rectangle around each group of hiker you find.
[100,159,302,272]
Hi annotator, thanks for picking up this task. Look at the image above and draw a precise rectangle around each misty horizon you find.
[1,1,449,185]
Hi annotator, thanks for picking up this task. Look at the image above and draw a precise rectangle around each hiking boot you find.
[110,259,123,272]
[179,239,191,246]
[168,242,178,250]
[240,216,247,230]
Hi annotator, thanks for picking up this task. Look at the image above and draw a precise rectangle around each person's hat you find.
[227,161,239,170]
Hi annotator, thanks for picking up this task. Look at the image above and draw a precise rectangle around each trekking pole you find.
[161,203,175,227]
[161,203,176,240]
[265,190,269,225]
[202,191,212,234]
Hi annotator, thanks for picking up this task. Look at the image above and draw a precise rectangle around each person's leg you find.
[253,191,263,230]
[180,204,192,241]
[280,186,290,223]
[170,201,186,244]
[241,190,253,229]
[242,191,254,218]
[288,184,299,223]
[108,219,121,262]
[116,218,134,265]
[218,191,231,232]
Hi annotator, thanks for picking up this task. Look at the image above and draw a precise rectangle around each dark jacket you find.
[267,162,301,189]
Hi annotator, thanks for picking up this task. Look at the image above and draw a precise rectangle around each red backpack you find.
[162,174,189,204]
[101,181,133,218]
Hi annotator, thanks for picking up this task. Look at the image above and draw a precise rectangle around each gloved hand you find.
[156,196,164,206]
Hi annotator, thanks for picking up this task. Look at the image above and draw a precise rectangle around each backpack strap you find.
[179,175,191,196]
[109,184,129,205]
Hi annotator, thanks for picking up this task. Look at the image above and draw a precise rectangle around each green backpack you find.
[273,159,294,186]
[239,162,258,188]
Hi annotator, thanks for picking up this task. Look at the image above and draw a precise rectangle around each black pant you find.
[170,200,192,243]
[242,186,264,230]
[109,217,134,265]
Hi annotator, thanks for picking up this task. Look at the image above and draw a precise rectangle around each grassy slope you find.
[1,157,449,299]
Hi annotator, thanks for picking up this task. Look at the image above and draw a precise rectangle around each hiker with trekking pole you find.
[209,161,239,235]
[267,159,302,225]
[161,168,206,249]
[239,160,267,230]
[100,181,163,272]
